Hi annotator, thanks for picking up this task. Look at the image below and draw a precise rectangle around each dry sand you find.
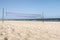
[0,21,60,40]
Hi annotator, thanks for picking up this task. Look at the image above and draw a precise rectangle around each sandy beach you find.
[0,21,60,40]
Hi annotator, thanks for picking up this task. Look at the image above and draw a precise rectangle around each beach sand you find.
[0,21,60,40]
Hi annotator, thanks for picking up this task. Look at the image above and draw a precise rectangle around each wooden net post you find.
[2,8,4,23]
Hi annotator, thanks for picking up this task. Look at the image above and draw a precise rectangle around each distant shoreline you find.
[0,18,60,22]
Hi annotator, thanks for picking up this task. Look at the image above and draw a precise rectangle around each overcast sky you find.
[0,0,60,19]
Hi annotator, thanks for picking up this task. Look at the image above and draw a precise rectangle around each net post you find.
[2,8,4,23]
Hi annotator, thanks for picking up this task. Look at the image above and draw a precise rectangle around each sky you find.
[0,0,60,19]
